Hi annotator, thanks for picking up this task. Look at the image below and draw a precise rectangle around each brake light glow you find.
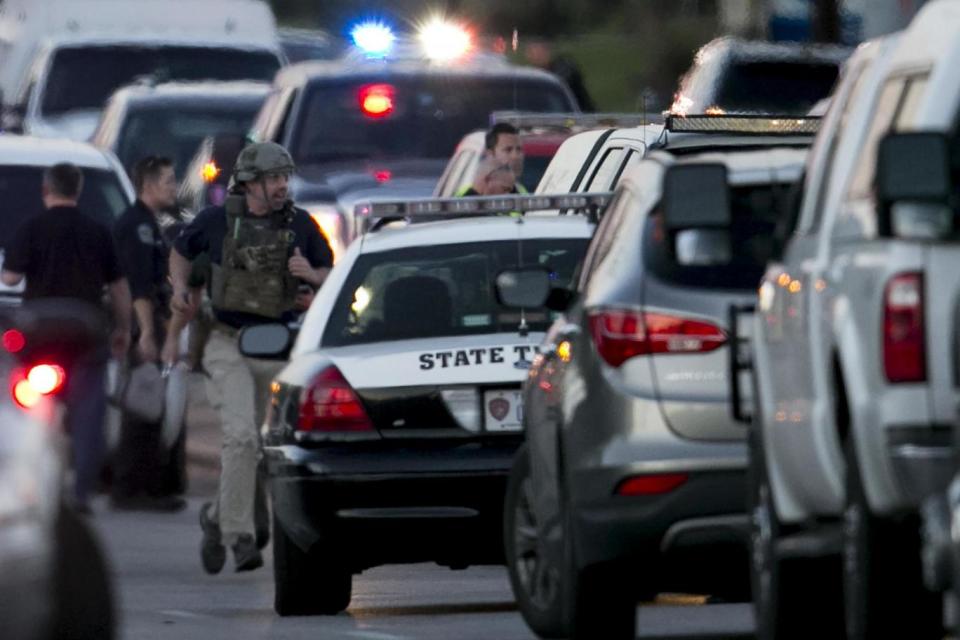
[10,363,66,409]
[201,161,220,183]
[588,309,726,367]
[359,83,395,118]
[351,21,395,58]
[418,18,472,62]
[2,329,25,353]
[616,473,689,496]
[298,366,373,432]
[373,169,392,183]
[883,273,925,383]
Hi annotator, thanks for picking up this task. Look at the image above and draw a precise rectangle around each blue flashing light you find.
[351,22,395,58]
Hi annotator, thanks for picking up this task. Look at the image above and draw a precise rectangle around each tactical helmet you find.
[232,142,296,183]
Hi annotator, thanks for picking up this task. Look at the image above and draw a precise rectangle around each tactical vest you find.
[210,194,299,320]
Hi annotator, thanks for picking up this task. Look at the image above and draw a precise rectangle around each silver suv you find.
[503,146,807,639]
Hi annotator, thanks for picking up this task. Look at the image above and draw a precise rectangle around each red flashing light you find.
[10,362,66,409]
[373,170,392,183]
[616,473,689,496]
[2,329,25,353]
[298,366,373,432]
[359,84,395,118]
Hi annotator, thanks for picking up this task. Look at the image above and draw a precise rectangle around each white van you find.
[0,0,283,140]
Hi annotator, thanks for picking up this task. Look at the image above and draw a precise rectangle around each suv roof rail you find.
[491,111,662,130]
[354,192,613,234]
[665,114,821,135]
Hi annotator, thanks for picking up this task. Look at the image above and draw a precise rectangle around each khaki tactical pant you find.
[202,329,283,545]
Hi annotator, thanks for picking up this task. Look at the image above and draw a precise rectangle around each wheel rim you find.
[751,482,776,628]
[513,476,559,610]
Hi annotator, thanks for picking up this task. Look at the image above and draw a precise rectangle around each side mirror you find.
[662,163,731,231]
[238,323,293,359]
[876,132,952,237]
[661,163,732,266]
[495,268,551,309]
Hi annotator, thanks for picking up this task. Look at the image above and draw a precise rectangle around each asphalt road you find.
[86,378,756,640]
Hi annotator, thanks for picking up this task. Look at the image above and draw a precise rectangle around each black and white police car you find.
[239,192,607,616]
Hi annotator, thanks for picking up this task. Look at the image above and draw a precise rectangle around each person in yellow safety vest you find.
[456,122,529,196]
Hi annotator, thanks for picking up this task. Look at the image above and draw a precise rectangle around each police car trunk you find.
[263,195,601,569]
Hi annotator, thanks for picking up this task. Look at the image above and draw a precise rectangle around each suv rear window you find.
[294,78,574,164]
[713,61,839,115]
[41,46,280,115]
[323,238,587,347]
[0,166,129,249]
[643,182,791,290]
[116,101,263,174]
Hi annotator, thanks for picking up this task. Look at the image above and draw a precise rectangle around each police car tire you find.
[272,512,351,616]
[50,504,116,640]
[504,444,567,638]
[842,439,941,640]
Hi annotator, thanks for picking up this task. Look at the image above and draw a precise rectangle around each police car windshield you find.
[294,78,574,164]
[712,61,839,115]
[0,166,129,250]
[41,47,280,115]
[323,238,587,347]
[116,101,263,175]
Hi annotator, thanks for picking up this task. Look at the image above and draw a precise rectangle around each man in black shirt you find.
[1,162,132,514]
[111,156,185,512]
[166,142,333,573]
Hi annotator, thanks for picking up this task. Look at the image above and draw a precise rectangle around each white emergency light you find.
[417,18,472,62]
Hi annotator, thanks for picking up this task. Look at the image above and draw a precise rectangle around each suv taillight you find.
[298,366,373,432]
[883,272,926,383]
[587,309,726,368]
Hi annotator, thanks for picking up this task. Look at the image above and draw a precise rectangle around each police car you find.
[247,19,580,261]
[238,192,607,616]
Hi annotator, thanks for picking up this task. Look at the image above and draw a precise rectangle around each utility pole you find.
[812,0,841,43]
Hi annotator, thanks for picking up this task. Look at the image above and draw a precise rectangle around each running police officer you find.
[166,142,333,573]
[111,155,186,512]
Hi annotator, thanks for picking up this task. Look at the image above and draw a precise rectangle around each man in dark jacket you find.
[111,155,186,512]
[1,163,132,514]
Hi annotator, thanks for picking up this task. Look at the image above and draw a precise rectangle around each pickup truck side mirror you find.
[876,131,952,237]
[662,163,732,266]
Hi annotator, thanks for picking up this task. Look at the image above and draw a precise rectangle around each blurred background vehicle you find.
[0,0,283,140]
[91,81,270,178]
[278,26,343,63]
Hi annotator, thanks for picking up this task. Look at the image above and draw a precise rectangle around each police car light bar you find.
[355,192,613,227]
[665,115,821,135]
[491,111,662,130]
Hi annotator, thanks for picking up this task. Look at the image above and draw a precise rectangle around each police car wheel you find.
[272,512,351,616]
[842,439,941,640]
[504,444,567,637]
[50,504,116,640]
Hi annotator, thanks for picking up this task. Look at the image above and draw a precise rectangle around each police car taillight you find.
[298,366,373,432]
[359,84,395,118]
[588,309,726,367]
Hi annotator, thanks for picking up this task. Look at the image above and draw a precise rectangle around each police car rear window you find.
[116,102,262,175]
[293,78,574,163]
[323,239,587,347]
[643,182,791,290]
[41,47,280,115]
[0,166,129,250]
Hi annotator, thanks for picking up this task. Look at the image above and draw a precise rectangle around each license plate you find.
[483,390,523,432]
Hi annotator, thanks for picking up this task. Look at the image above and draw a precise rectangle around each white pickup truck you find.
[741,3,960,639]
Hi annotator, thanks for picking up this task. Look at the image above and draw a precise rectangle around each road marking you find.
[344,632,409,640]
[158,609,210,620]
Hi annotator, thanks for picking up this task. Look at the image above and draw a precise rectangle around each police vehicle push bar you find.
[665,115,821,135]
[355,192,613,230]
[491,111,661,129]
